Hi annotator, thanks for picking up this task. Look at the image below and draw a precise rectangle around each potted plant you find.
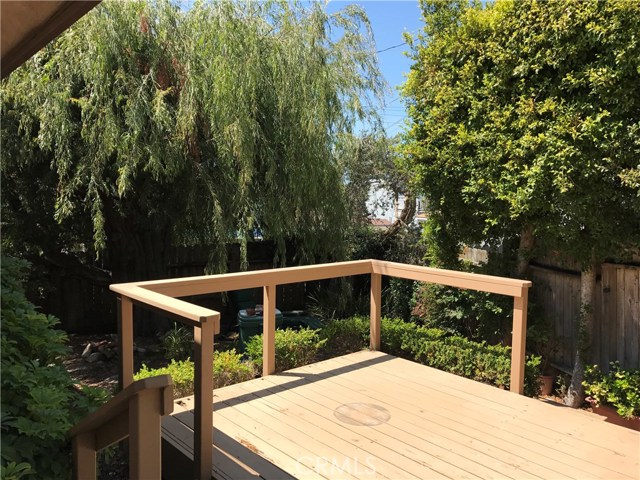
[527,321,559,396]
[583,362,640,431]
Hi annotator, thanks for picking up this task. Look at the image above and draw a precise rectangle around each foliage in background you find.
[0,257,107,479]
[306,278,369,321]
[134,349,256,399]
[336,134,407,227]
[402,0,640,264]
[401,0,640,405]
[160,324,193,361]
[412,283,510,341]
[245,328,326,373]
[411,244,515,342]
[306,224,426,323]
[1,0,385,300]
[320,316,540,396]
[584,362,640,419]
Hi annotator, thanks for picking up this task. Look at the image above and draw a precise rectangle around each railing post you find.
[72,432,96,480]
[193,318,214,480]
[263,284,276,376]
[117,295,134,390]
[129,389,162,479]
[510,289,529,394]
[370,273,382,351]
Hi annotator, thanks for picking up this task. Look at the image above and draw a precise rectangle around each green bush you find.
[245,328,326,373]
[1,257,107,479]
[583,362,640,419]
[412,282,512,342]
[135,349,256,399]
[160,324,193,360]
[319,317,369,357]
[346,225,426,322]
[319,316,540,396]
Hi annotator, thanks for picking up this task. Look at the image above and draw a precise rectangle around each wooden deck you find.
[163,351,640,480]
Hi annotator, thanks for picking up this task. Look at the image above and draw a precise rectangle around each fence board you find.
[531,262,640,372]
[617,267,626,365]
[625,268,639,368]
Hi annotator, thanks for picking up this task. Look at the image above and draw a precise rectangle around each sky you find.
[327,1,424,137]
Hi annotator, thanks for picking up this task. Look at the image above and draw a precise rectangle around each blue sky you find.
[327,1,424,137]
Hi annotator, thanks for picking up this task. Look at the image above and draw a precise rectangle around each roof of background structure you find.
[1,1,100,79]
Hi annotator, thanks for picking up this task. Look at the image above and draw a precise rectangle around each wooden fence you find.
[37,242,306,333]
[530,262,639,372]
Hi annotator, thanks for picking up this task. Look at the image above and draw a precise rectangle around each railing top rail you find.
[68,375,173,439]
[372,260,531,297]
[109,285,220,328]
[113,259,373,298]
[110,259,529,301]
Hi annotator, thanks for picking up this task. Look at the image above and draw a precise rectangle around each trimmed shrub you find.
[1,257,107,479]
[318,317,369,357]
[245,328,326,373]
[134,349,256,399]
[319,316,540,396]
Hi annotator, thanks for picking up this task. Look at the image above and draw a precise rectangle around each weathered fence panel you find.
[36,242,307,333]
[531,262,639,372]
[601,264,640,370]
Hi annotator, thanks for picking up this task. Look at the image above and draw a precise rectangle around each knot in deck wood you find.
[334,402,391,426]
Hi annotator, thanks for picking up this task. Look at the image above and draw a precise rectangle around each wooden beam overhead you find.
[1,1,100,79]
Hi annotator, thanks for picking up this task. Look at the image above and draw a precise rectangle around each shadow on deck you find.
[163,353,391,479]
[162,351,640,480]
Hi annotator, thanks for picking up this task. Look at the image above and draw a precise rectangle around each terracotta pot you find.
[538,375,554,396]
[586,398,640,431]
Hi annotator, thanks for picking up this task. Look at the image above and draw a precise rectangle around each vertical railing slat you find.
[370,273,382,351]
[72,432,96,480]
[117,296,134,390]
[510,289,529,394]
[193,318,214,479]
[263,284,277,376]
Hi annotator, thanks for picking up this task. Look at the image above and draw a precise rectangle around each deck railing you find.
[68,375,173,480]
[110,259,531,479]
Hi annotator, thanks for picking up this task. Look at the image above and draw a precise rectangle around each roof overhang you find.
[1,1,100,79]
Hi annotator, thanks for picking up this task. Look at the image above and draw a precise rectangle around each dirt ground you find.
[64,332,239,478]
[64,334,167,391]
[64,334,169,479]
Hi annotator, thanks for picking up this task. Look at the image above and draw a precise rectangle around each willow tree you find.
[402,0,640,405]
[1,0,383,289]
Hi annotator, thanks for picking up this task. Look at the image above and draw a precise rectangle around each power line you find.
[376,42,407,54]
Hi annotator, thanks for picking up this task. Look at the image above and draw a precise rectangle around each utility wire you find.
[376,42,407,53]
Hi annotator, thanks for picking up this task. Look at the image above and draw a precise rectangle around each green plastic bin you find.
[237,308,283,352]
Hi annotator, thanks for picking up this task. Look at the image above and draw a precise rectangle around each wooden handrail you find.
[371,260,531,297]
[109,259,531,479]
[114,259,374,297]
[68,375,173,480]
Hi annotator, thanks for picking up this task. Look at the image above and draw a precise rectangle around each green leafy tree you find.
[1,1,383,289]
[402,0,640,406]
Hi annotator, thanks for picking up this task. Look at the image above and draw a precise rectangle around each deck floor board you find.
[164,351,640,480]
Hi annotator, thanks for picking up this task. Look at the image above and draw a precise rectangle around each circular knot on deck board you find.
[333,403,390,426]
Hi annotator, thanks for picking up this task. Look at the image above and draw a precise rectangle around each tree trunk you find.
[386,193,416,237]
[516,225,535,278]
[564,261,596,408]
